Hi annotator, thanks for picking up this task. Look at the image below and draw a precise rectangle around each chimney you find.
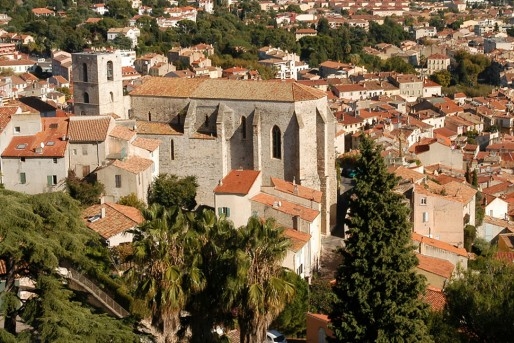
[101,207,106,219]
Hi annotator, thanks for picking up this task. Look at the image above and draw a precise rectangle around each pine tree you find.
[330,136,432,343]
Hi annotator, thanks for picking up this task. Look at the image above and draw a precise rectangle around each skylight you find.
[16,143,27,149]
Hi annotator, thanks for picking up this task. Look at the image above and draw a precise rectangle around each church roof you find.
[129,77,327,102]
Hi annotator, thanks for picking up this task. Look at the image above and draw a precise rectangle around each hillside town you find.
[0,0,513,342]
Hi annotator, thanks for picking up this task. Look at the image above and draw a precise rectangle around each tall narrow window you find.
[204,115,209,127]
[20,172,26,184]
[148,111,152,121]
[170,139,175,160]
[82,63,88,82]
[110,91,113,102]
[107,61,113,81]
[272,125,281,159]
[241,116,247,139]
[83,92,89,104]
[177,114,181,125]
[115,175,122,188]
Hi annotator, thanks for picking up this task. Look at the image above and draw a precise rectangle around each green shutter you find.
[47,175,52,186]
[226,207,230,217]
[218,207,222,216]
[20,173,26,184]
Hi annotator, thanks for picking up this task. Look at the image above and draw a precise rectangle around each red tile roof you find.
[109,125,136,141]
[416,253,454,279]
[112,156,153,174]
[135,121,182,135]
[270,177,322,203]
[131,137,161,152]
[284,228,311,252]
[2,117,68,158]
[130,77,327,102]
[0,106,19,133]
[412,232,468,257]
[423,286,446,311]
[214,169,260,195]
[68,116,112,142]
[251,193,320,222]
[83,203,143,240]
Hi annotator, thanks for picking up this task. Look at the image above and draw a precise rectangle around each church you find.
[71,51,337,234]
[129,77,337,234]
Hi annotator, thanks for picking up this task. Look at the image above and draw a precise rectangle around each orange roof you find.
[251,193,320,222]
[135,120,182,135]
[109,125,136,141]
[412,232,468,257]
[132,137,161,152]
[283,228,311,252]
[423,286,446,311]
[214,169,260,195]
[271,177,322,203]
[83,203,143,240]
[130,77,327,102]
[112,156,153,174]
[414,180,476,204]
[68,116,111,142]
[416,253,454,279]
[0,106,18,133]
[2,117,68,158]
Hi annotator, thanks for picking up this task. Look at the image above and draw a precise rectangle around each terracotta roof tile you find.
[214,169,260,195]
[112,156,153,174]
[423,286,446,311]
[131,137,161,152]
[135,121,182,135]
[68,116,112,142]
[270,177,322,203]
[416,253,454,279]
[412,232,468,257]
[109,125,136,141]
[414,180,476,204]
[283,228,311,252]
[251,193,320,222]
[129,77,326,102]
[0,106,19,133]
[83,203,143,240]
[2,117,68,158]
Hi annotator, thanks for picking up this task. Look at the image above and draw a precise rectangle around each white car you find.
[265,330,287,343]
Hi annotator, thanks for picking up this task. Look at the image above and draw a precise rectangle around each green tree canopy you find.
[65,171,105,206]
[147,174,198,210]
[444,259,514,342]
[330,136,432,342]
[0,189,134,340]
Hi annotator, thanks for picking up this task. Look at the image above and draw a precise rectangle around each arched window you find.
[82,63,88,82]
[272,125,281,159]
[83,92,89,104]
[241,116,247,139]
[107,61,113,81]
[170,139,175,160]
[110,91,113,102]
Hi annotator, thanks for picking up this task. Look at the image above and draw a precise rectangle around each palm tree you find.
[128,204,206,343]
[230,217,295,343]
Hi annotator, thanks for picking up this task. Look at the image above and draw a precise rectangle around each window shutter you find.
[47,175,52,186]
[218,207,222,216]
[20,173,26,184]
[226,207,230,217]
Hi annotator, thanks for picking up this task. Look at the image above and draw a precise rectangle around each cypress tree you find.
[330,136,432,343]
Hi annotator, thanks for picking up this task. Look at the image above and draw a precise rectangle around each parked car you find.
[265,330,287,343]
